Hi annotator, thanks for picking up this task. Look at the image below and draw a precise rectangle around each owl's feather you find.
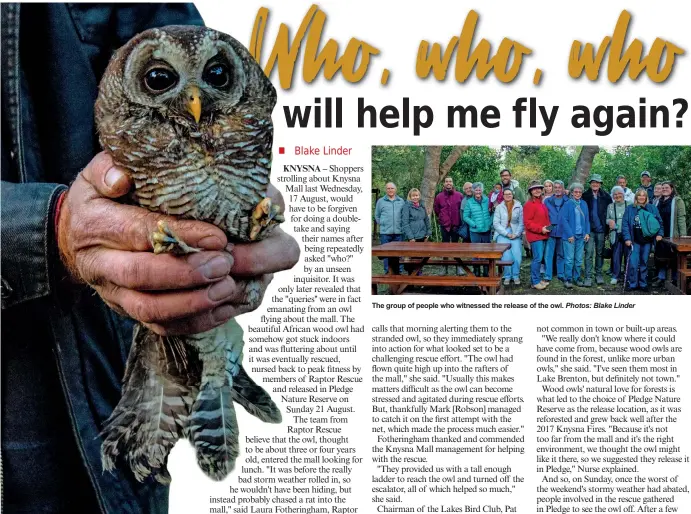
[96,25,282,484]
[101,326,200,484]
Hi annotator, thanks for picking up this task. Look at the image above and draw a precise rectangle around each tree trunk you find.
[420,145,469,215]
[570,146,599,186]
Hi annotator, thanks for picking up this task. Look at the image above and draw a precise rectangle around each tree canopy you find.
[373,145,691,238]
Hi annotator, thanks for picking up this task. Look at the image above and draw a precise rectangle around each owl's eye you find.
[203,63,231,89]
[144,68,178,92]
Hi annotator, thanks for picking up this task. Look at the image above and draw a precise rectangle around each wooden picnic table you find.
[663,237,691,295]
[372,241,510,295]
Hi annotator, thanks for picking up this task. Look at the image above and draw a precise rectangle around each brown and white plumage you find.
[95,25,282,484]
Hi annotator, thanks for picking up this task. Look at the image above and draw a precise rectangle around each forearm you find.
[1,181,67,308]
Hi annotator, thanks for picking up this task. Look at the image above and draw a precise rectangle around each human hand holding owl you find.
[56,151,298,336]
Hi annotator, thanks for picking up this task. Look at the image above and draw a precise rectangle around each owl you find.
[95,25,284,484]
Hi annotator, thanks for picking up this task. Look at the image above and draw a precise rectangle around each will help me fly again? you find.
[285,96,686,136]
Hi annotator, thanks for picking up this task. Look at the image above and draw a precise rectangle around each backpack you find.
[638,208,661,239]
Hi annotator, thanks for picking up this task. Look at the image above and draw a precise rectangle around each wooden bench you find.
[401,258,513,267]
[372,241,510,295]
[372,274,503,295]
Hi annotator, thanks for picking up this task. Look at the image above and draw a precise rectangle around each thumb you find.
[81,151,132,198]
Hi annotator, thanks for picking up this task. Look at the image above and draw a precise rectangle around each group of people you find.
[375,168,687,292]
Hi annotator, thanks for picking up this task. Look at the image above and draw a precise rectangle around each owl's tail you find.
[101,326,198,485]
[187,320,281,481]
[232,365,282,423]
[188,383,239,480]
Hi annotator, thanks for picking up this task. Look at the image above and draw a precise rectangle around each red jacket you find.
[523,197,550,243]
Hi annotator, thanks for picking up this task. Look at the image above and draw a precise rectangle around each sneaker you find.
[652,277,664,287]
[540,280,550,288]
[610,277,618,285]
[513,278,521,285]
[583,278,592,287]
[532,282,547,290]
[564,281,573,289]
[596,276,604,285]
[575,279,585,287]
[504,278,511,286]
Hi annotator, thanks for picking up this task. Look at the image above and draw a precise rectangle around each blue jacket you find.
[375,195,405,234]
[1,4,203,513]
[544,195,568,238]
[401,201,432,240]
[463,195,492,233]
[621,204,664,242]
[558,199,591,240]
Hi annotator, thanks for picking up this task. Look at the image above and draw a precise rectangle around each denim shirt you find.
[1,4,203,513]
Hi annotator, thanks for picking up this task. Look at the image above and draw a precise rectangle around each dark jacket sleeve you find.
[1,181,66,309]
[622,207,633,242]
[425,207,431,238]
[559,203,573,240]
[401,202,412,240]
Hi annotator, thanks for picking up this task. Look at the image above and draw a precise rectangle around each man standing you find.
[499,168,526,204]
[375,182,405,273]
[583,174,612,286]
[610,175,635,204]
[639,171,654,201]
[434,177,463,243]
[543,180,566,283]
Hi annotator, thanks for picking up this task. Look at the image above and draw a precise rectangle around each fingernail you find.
[200,255,233,279]
[197,235,225,250]
[211,304,235,323]
[225,243,235,253]
[208,277,235,302]
[105,167,125,188]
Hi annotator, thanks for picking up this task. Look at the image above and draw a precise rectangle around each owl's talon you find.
[152,220,201,255]
[250,198,283,241]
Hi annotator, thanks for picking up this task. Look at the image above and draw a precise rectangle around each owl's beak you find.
[185,86,202,123]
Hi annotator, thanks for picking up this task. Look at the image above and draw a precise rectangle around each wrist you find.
[53,190,80,283]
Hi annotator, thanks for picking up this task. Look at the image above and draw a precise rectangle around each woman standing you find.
[654,181,687,286]
[523,181,552,290]
[622,189,664,291]
[401,188,432,243]
[652,183,663,206]
[463,182,492,277]
[606,186,630,285]
[543,180,554,199]
[493,189,524,285]
[558,183,591,289]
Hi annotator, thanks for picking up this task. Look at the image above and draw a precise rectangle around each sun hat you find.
[527,180,544,192]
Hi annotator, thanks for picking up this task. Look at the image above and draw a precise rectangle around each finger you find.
[96,275,244,324]
[144,303,242,336]
[229,227,300,276]
[145,275,274,336]
[81,152,133,198]
[78,249,233,290]
[82,201,228,252]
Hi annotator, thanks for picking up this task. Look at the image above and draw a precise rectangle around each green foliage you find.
[444,146,502,193]
[371,146,425,197]
[372,146,691,238]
